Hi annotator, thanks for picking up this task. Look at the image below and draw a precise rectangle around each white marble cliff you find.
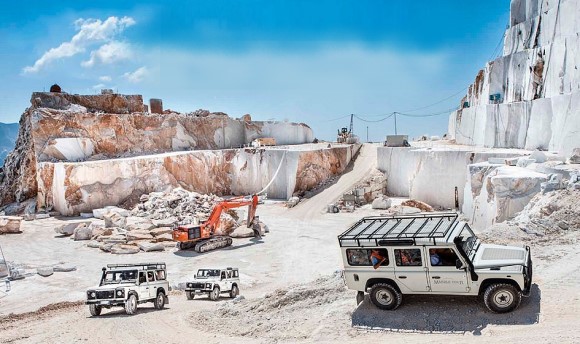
[448,0,580,156]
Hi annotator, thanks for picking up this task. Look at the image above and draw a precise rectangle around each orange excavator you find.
[172,195,260,252]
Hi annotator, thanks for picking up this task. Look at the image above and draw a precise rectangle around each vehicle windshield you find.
[103,270,137,284]
[196,269,220,278]
[459,225,479,258]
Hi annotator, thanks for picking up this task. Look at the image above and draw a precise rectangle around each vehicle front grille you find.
[191,283,205,289]
[96,290,115,299]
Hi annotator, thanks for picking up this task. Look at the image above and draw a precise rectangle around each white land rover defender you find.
[338,213,532,313]
[184,267,240,301]
[86,262,169,316]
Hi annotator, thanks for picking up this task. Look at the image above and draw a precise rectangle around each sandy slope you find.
[1,143,580,343]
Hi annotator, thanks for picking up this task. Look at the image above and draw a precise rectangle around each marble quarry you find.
[37,144,359,215]
[448,0,580,156]
[0,91,332,211]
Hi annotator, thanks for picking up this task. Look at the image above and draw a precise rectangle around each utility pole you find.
[394,112,398,135]
[366,126,369,142]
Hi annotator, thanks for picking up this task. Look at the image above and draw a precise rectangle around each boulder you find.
[138,242,165,252]
[94,206,130,220]
[530,150,547,163]
[35,213,50,220]
[153,233,173,242]
[127,230,154,241]
[99,243,114,252]
[73,223,93,240]
[100,235,127,244]
[287,197,300,208]
[110,244,140,254]
[0,216,22,234]
[152,218,177,228]
[104,212,127,228]
[569,148,580,164]
[37,267,54,277]
[371,196,392,210]
[127,221,156,232]
[230,225,256,238]
[55,221,91,236]
[87,240,101,248]
[89,223,113,238]
[151,227,173,236]
[400,200,434,212]
[53,264,77,272]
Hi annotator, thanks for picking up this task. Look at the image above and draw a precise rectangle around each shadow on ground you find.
[352,284,541,335]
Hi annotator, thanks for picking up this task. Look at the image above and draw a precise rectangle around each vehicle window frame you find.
[427,247,460,267]
[394,248,423,267]
[346,248,389,267]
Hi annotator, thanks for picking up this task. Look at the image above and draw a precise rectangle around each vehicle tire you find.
[209,286,220,301]
[186,291,195,300]
[356,291,364,305]
[483,283,521,313]
[154,292,166,310]
[230,285,239,298]
[369,283,402,310]
[125,294,138,315]
[89,304,102,316]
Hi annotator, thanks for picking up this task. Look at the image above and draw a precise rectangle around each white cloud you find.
[123,66,148,83]
[82,41,133,67]
[23,16,135,73]
[92,83,106,90]
[99,75,112,82]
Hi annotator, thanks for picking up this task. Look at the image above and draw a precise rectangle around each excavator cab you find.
[172,224,202,242]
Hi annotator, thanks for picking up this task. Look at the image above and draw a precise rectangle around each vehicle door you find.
[137,271,150,299]
[393,248,430,292]
[146,271,157,298]
[425,247,470,293]
[220,271,229,290]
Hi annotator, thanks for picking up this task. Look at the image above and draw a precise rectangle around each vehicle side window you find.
[346,249,389,266]
[156,270,166,280]
[233,270,239,278]
[147,271,155,282]
[226,271,232,279]
[429,248,459,266]
[139,271,146,284]
[394,249,422,266]
[221,271,226,280]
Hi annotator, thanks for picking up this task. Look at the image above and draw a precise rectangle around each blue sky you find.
[0,0,509,141]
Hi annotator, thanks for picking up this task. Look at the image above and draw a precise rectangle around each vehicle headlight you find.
[187,283,193,288]
[88,291,96,299]
[116,289,124,297]
[206,283,211,288]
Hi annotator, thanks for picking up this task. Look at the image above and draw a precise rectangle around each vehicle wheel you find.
[154,292,166,310]
[356,291,364,305]
[369,283,402,310]
[230,285,239,298]
[209,286,220,301]
[125,294,138,315]
[89,304,102,316]
[484,283,521,313]
[186,291,195,300]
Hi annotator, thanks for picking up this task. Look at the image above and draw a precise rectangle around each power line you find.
[399,87,468,113]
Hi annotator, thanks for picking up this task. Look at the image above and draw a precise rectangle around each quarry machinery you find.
[172,195,260,252]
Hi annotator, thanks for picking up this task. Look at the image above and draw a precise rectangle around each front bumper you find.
[86,299,125,306]
[185,288,212,293]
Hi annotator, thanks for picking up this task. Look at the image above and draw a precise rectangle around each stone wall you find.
[449,0,580,156]
[37,144,360,215]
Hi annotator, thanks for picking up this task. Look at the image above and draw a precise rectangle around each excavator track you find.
[194,237,233,253]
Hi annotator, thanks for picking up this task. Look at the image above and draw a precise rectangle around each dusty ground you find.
[1,144,580,343]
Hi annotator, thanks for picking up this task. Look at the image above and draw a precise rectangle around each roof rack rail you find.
[107,263,166,269]
[337,212,466,247]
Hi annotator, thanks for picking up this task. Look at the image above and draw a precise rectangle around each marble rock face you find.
[37,144,360,215]
[463,164,547,230]
[448,0,580,157]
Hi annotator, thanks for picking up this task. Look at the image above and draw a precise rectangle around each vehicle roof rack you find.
[107,263,166,270]
[337,212,465,247]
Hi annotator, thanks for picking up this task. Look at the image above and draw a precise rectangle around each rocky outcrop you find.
[449,0,580,156]
[0,216,22,234]
[37,144,359,215]
[1,91,316,209]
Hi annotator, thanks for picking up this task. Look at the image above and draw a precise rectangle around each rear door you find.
[426,247,470,293]
[393,248,430,292]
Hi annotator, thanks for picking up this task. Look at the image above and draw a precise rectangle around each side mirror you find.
[456,259,464,269]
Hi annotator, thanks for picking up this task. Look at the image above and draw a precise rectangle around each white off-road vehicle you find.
[86,263,170,316]
[338,213,532,313]
[184,267,240,301]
